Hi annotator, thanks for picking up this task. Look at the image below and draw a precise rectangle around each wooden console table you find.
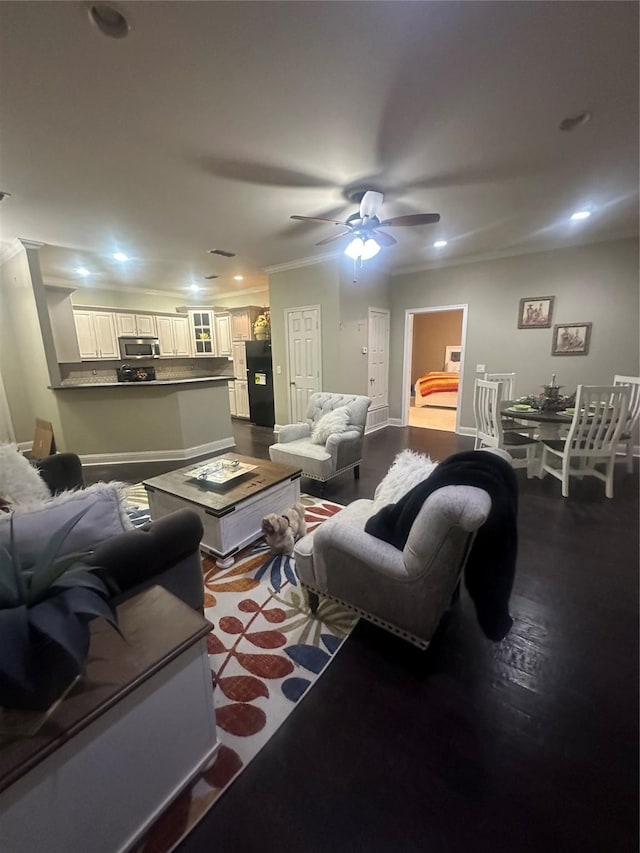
[0,586,219,853]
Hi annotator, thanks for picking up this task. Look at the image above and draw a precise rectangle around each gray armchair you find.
[294,448,515,648]
[269,392,371,485]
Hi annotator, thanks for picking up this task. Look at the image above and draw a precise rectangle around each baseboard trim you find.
[79,437,235,467]
[365,421,388,434]
[458,426,476,437]
[387,418,403,427]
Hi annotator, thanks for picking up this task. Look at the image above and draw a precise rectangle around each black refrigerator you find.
[245,340,275,427]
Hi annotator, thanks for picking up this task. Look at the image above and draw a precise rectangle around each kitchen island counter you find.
[50,376,232,389]
[51,379,235,464]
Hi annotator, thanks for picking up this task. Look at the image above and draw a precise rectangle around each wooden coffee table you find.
[143,453,302,567]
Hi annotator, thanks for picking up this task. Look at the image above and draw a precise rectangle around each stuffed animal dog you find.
[261,503,307,555]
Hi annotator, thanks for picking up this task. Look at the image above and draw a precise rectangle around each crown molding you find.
[264,251,338,275]
[18,237,46,251]
[391,233,640,277]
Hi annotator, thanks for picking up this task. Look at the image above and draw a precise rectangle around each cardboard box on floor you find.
[24,419,56,460]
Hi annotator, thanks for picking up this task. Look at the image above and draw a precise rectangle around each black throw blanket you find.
[364,450,518,641]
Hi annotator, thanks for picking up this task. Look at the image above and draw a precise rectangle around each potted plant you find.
[253,313,270,340]
[0,507,120,711]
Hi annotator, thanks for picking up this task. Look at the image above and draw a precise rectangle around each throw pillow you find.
[372,449,438,511]
[0,482,134,564]
[311,406,351,445]
[0,443,51,507]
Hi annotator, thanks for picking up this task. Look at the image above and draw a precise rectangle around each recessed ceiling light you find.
[189,284,200,292]
[570,210,591,221]
[88,3,130,39]
[75,267,90,277]
[433,240,448,248]
[233,275,244,281]
[113,252,128,262]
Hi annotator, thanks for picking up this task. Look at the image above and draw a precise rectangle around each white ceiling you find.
[0,1,637,299]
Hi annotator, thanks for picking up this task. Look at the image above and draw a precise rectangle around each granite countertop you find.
[50,376,233,389]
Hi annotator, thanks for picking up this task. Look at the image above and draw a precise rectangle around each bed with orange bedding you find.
[414,371,459,408]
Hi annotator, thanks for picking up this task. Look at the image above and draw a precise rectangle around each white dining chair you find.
[484,371,537,435]
[539,384,630,498]
[613,375,640,473]
[473,379,540,477]
[484,372,516,399]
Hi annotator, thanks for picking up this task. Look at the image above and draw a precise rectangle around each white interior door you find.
[286,306,321,422]
[367,308,389,410]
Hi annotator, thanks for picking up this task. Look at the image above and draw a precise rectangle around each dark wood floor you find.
[92,421,639,853]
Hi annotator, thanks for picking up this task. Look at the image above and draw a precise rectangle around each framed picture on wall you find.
[518,296,554,328]
[551,322,592,356]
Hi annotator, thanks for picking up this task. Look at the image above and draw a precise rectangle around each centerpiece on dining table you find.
[514,375,575,412]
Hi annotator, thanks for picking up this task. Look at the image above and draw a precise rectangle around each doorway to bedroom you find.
[402,304,467,433]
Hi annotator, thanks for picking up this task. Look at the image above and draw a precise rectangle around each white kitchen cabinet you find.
[214,313,232,357]
[73,310,119,360]
[157,315,192,357]
[230,307,262,342]
[235,379,250,419]
[188,310,216,357]
[228,381,237,416]
[231,341,247,379]
[116,313,158,338]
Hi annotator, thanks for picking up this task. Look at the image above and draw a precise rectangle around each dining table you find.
[502,401,574,439]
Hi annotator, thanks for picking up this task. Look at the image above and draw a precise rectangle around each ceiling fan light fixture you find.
[344,236,381,261]
[344,237,365,260]
[361,238,381,260]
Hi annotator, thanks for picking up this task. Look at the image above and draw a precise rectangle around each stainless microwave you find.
[118,336,161,359]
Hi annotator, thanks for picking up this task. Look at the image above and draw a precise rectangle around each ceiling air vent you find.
[208,249,236,258]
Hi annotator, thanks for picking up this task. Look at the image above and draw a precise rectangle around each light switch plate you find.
[276,365,282,374]
[476,364,486,373]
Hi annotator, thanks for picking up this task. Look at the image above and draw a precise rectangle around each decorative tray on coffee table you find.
[184,459,257,485]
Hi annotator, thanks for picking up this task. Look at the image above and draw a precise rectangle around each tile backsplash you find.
[59,357,233,385]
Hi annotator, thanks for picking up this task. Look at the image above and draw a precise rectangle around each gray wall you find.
[390,237,639,428]
[0,247,63,443]
[268,256,391,424]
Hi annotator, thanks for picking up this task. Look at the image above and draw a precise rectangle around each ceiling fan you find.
[290,190,440,260]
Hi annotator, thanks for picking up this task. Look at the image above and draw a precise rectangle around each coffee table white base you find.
[148,475,301,567]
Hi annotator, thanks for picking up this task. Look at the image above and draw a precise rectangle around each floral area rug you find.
[123,487,357,853]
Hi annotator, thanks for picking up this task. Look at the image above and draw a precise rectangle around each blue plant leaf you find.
[254,556,273,582]
[283,556,297,586]
[282,677,311,702]
[321,634,341,655]
[284,643,330,674]
[270,556,283,591]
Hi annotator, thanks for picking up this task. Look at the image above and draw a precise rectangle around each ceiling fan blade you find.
[315,229,352,246]
[359,190,384,219]
[379,213,441,227]
[372,230,397,247]
[291,215,348,225]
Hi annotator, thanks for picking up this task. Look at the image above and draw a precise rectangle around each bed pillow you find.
[0,443,51,507]
[311,406,351,445]
[372,449,438,511]
[0,482,134,565]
